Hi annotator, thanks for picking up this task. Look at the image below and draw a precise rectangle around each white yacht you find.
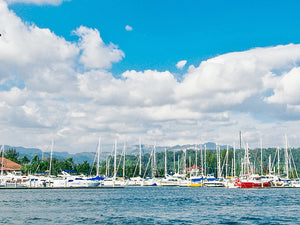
[50,171,100,188]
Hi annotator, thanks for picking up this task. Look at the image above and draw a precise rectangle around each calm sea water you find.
[0,187,299,224]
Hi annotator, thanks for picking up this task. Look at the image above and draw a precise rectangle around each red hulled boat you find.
[234,174,272,188]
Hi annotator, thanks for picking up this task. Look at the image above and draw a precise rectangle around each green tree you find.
[31,155,40,164]
[76,161,91,175]
[21,164,30,174]
[21,156,30,165]
[4,148,20,163]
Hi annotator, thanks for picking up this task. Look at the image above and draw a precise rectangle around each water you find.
[0,187,299,224]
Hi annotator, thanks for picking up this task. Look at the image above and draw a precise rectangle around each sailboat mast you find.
[260,137,263,175]
[96,138,101,177]
[277,147,280,176]
[153,144,157,177]
[268,155,272,174]
[49,139,54,176]
[164,148,167,177]
[105,156,108,177]
[241,158,244,175]
[1,145,4,176]
[123,143,126,178]
[195,145,198,176]
[233,143,236,177]
[173,151,176,173]
[217,145,221,178]
[114,140,117,179]
[285,135,289,179]
[201,145,203,176]
[216,144,218,177]
[184,149,187,176]
[139,137,142,177]
[204,144,207,176]
[177,155,180,174]
[245,143,249,175]
[226,145,228,178]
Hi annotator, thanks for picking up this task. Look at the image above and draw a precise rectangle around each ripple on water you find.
[0,187,300,224]
[24,217,52,224]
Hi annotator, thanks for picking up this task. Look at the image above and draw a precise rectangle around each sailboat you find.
[142,144,161,186]
[51,170,100,188]
[188,145,204,187]
[159,148,181,186]
[102,140,124,188]
[234,143,271,188]
[203,145,224,187]
[127,138,144,186]
[50,139,100,188]
[87,137,104,186]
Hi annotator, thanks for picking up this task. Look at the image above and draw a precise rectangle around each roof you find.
[186,165,202,171]
[0,157,22,171]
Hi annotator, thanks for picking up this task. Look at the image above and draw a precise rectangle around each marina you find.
[1,134,300,189]
[1,0,300,224]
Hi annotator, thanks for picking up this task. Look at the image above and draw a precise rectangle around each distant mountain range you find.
[3,146,96,164]
[3,142,229,164]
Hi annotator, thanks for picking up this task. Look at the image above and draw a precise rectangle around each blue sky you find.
[2,0,300,152]
[9,0,300,76]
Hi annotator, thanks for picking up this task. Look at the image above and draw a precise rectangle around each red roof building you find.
[0,157,22,172]
[185,165,202,171]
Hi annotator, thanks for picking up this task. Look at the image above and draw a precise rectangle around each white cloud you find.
[121,70,178,106]
[125,25,133,31]
[175,44,300,113]
[176,60,187,69]
[0,0,78,86]
[0,87,27,106]
[77,69,178,108]
[74,26,125,70]
[2,0,300,151]
[265,67,300,105]
[4,0,69,5]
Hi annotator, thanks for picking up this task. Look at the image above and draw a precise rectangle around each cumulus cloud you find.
[121,70,178,106]
[265,67,300,105]
[0,0,125,150]
[176,60,187,69]
[0,0,79,96]
[4,0,69,5]
[125,25,133,31]
[0,87,27,106]
[176,45,300,113]
[2,0,300,151]
[74,26,124,70]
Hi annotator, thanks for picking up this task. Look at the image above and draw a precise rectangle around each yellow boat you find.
[188,183,203,187]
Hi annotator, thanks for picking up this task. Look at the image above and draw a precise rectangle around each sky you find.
[1,0,300,152]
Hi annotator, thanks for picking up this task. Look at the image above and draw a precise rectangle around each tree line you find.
[1,147,300,178]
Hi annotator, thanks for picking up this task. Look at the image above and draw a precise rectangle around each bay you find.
[0,187,299,224]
